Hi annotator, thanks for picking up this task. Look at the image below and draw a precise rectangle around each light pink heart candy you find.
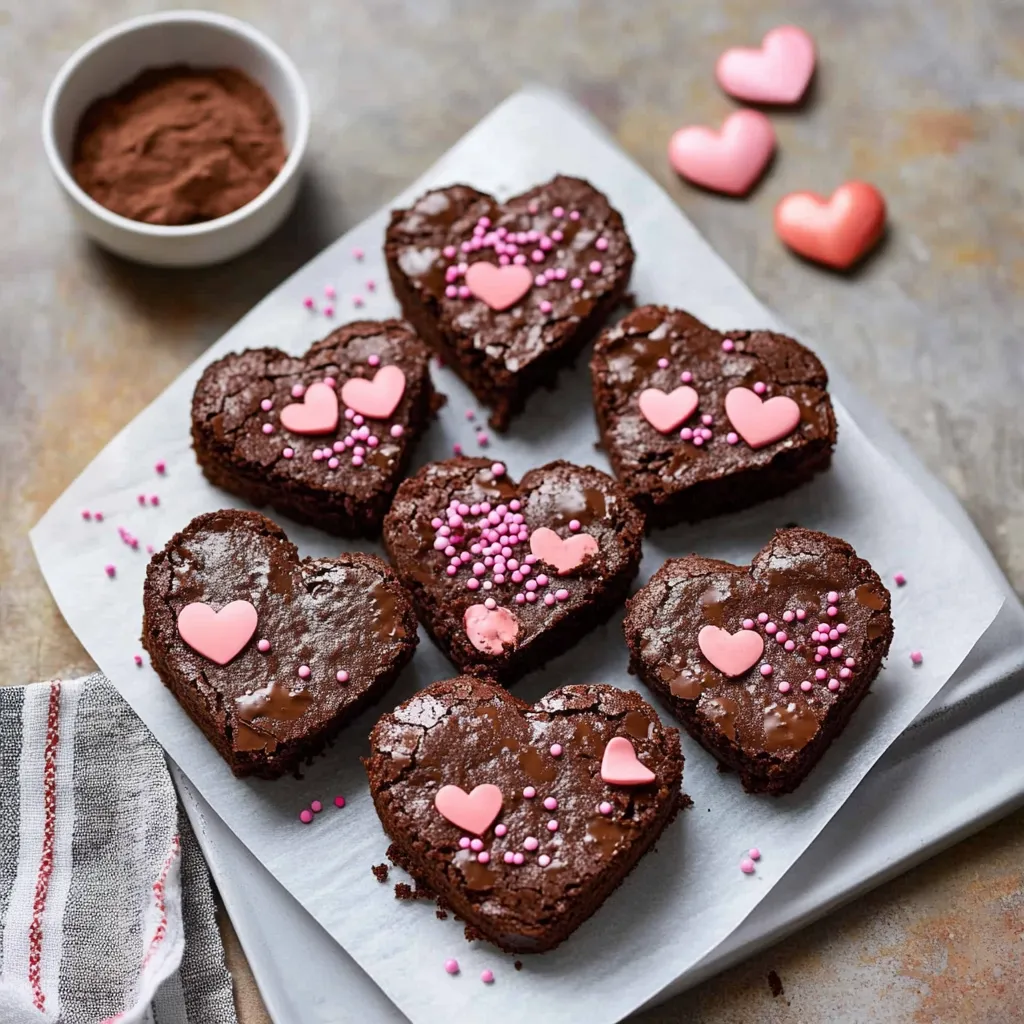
[668,110,776,197]
[697,625,765,677]
[177,600,258,666]
[464,604,519,654]
[434,783,503,835]
[716,25,816,105]
[280,381,339,435]
[464,262,533,311]
[528,527,599,575]
[340,365,406,420]
[638,385,700,434]
[601,736,656,786]
[724,387,801,449]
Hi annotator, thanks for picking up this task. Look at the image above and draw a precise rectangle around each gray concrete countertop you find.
[2,1,1022,1020]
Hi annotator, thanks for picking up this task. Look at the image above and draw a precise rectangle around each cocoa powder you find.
[72,65,287,226]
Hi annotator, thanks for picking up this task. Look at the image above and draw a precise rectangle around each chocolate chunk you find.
[624,528,893,794]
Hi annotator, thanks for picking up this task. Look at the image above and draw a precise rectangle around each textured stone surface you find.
[2,0,1022,1020]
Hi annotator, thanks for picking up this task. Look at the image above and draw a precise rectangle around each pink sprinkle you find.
[765,622,777,635]
[701,414,713,426]
[299,809,313,824]
[753,381,767,395]
[570,277,583,290]
[458,285,471,299]
[445,285,458,298]
[749,847,761,861]
[298,665,311,679]
[262,423,274,435]
[827,605,838,617]
[827,590,839,603]
[555,588,569,602]
[476,432,489,447]
[353,247,364,260]
[282,447,294,459]
[368,354,381,367]
[291,384,305,398]
[543,796,558,811]
[133,654,142,666]
[104,564,116,578]
[311,800,323,813]
[894,572,907,586]
[815,668,828,681]
[444,959,460,976]
[481,970,494,985]
[800,680,813,692]
[757,612,768,623]
[721,339,735,352]
[353,296,364,308]
[550,743,563,757]
[760,665,773,677]
[459,837,471,849]
[839,668,852,679]
[155,460,166,474]
[589,260,602,274]
[137,494,146,506]
[352,455,364,467]
[783,610,795,623]
[334,796,346,808]
[303,297,314,310]
[596,237,608,251]
[837,623,848,634]
[680,427,693,441]
[742,618,754,630]
[523,786,536,799]
[389,424,405,439]
[503,851,514,864]
[599,801,613,816]
[740,858,755,874]
[367,279,377,291]
[323,306,334,317]
[146,545,153,554]
[325,285,336,299]
[543,593,555,606]
[471,838,484,852]
[830,646,843,658]
[846,657,856,667]
[81,510,91,520]
[494,823,507,837]
[477,851,490,864]
[681,371,693,383]
[785,640,795,651]
[778,681,791,694]
[336,670,349,683]
[796,609,806,621]
[776,631,788,644]
[553,205,565,217]
[828,679,841,691]
[258,639,271,653]
[538,854,551,867]
[512,852,524,865]
[910,651,923,665]
[491,462,505,477]
[547,819,559,832]
[328,457,339,469]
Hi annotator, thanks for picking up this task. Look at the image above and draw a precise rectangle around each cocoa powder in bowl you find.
[72,65,287,226]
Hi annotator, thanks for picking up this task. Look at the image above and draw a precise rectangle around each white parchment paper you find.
[32,89,1004,1024]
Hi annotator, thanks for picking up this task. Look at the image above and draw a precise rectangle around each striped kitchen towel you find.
[0,675,237,1024]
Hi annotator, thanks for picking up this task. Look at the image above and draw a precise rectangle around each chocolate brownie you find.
[623,528,893,795]
[192,319,439,538]
[385,175,634,430]
[591,306,836,527]
[382,458,645,686]
[141,509,418,779]
[364,676,683,953]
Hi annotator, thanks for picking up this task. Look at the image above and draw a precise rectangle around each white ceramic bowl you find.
[42,10,310,267]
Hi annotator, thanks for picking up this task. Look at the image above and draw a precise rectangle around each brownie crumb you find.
[768,970,784,998]
[394,882,414,901]
[464,923,486,943]
[679,792,694,811]
[436,909,448,920]
[372,863,389,883]
[514,960,523,971]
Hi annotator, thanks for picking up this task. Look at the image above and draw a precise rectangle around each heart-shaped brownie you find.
[191,319,439,538]
[364,677,682,952]
[142,509,418,778]
[623,527,893,795]
[382,458,645,686]
[591,306,837,527]
[385,175,635,430]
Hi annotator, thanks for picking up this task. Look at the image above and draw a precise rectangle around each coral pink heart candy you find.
[601,736,656,786]
[177,600,258,665]
[716,26,816,105]
[529,527,599,575]
[463,604,520,654]
[774,182,887,270]
[668,110,776,197]
[637,385,699,434]
[724,387,801,449]
[464,262,533,311]
[697,625,765,677]
[279,381,339,435]
[435,783,503,835]
[340,365,406,419]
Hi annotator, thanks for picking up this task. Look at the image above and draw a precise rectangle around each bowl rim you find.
[40,8,310,239]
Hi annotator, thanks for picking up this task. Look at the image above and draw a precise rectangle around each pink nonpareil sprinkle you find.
[303,297,315,310]
[445,959,459,975]
[353,296,364,308]
[721,339,735,353]
[491,462,505,477]
[910,650,923,665]
[299,809,313,824]
[549,743,563,757]
[759,664,772,677]
[538,854,551,867]
[336,670,349,683]
[104,564,116,578]
[481,970,494,984]
[352,247,364,259]
[81,509,91,520]
[262,423,274,434]
[366,279,377,291]
[894,572,907,586]
[599,801,612,815]
[476,432,489,447]
[311,800,323,813]
[133,654,142,666]
[334,795,346,808]
[258,639,271,652]
[748,847,761,861]
[297,665,311,679]
[753,381,767,395]
[740,857,756,874]
[325,285,336,299]
[154,460,166,474]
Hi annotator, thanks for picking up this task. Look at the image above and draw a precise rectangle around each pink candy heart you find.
[280,382,339,435]
[340,365,406,420]
[638,385,700,434]
[697,625,765,677]
[716,26,816,105]
[434,783,503,835]
[724,387,801,449]
[668,110,776,197]
[464,262,533,311]
[463,604,520,654]
[176,600,258,666]
[601,736,656,786]
[528,527,599,575]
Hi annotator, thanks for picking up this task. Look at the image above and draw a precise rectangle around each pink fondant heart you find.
[177,600,258,666]
[668,110,776,197]
[279,381,339,435]
[528,527,599,576]
[724,387,801,449]
[464,262,533,311]
[434,783,503,835]
[697,625,765,677]
[716,26,816,105]
[638,385,700,434]
[464,604,519,654]
[600,736,656,786]
[340,365,406,419]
